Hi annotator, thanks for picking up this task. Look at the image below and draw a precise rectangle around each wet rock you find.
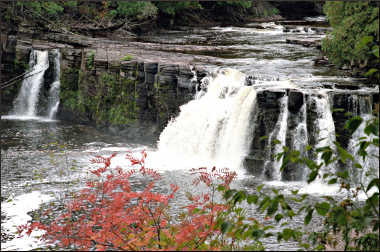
[275,20,329,27]
[288,91,304,113]
[286,37,322,49]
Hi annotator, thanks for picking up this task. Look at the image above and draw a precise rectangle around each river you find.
[1,18,378,250]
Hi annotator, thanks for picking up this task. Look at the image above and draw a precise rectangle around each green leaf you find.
[291,190,299,195]
[267,198,279,216]
[335,208,347,226]
[264,232,274,238]
[366,178,379,192]
[259,196,271,212]
[273,139,281,145]
[364,122,379,137]
[307,170,318,183]
[224,189,235,200]
[275,213,283,222]
[336,170,349,179]
[358,36,374,48]
[247,194,258,204]
[354,162,363,169]
[364,68,378,77]
[304,209,313,225]
[315,202,330,216]
[217,185,225,192]
[233,191,247,204]
[321,150,333,164]
[251,229,264,239]
[373,138,379,147]
[257,184,264,193]
[344,116,363,135]
[305,158,317,170]
[336,144,354,163]
[286,210,296,218]
[260,135,268,141]
[282,228,293,241]
[328,178,337,184]
[372,45,379,58]
[221,222,231,234]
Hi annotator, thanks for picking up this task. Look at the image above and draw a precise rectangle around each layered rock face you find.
[245,88,378,181]
[1,33,207,140]
[1,26,378,160]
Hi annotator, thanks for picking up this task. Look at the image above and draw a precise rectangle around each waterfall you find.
[284,95,309,181]
[5,49,61,120]
[158,68,257,171]
[10,50,49,118]
[347,95,378,186]
[312,92,336,180]
[263,95,288,180]
[46,49,61,119]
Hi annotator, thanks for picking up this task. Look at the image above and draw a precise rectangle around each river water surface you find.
[1,19,378,250]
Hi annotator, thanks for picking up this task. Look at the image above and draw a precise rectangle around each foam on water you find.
[1,115,59,122]
[1,192,53,251]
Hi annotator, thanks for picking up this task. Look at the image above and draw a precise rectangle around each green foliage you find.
[62,1,77,8]
[216,1,252,10]
[17,113,379,250]
[155,1,202,16]
[116,1,157,20]
[121,54,134,61]
[322,1,379,81]
[240,116,379,251]
[21,1,64,19]
[86,51,95,70]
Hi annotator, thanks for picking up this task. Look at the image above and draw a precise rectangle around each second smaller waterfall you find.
[3,49,61,121]
[10,50,49,118]
[46,50,61,119]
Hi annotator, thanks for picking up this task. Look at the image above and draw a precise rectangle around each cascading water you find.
[46,49,61,119]
[158,68,377,184]
[4,49,61,120]
[263,95,289,180]
[312,92,336,180]
[286,95,309,181]
[347,95,378,186]
[158,68,257,172]
[9,50,49,118]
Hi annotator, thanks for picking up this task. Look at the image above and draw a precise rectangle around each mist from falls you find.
[158,68,257,172]
[157,68,377,184]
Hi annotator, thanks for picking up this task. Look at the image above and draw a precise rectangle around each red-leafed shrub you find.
[18,150,247,251]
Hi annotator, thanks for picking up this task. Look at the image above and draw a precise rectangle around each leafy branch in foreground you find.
[18,116,379,251]
[17,150,265,250]
[225,116,379,251]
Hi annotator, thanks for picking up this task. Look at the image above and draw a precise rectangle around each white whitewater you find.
[9,50,49,117]
[289,96,309,180]
[3,49,61,121]
[46,49,61,119]
[263,95,289,180]
[313,92,336,180]
[158,68,257,173]
[347,95,378,186]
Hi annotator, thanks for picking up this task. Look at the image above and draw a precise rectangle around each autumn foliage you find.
[18,150,243,251]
